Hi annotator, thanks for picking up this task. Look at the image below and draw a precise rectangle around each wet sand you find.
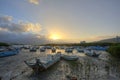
[0,49,120,80]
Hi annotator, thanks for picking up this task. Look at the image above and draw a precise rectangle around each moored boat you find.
[0,48,19,57]
[84,49,100,57]
[24,53,61,71]
[30,47,37,52]
[51,48,56,53]
[77,48,84,53]
[45,46,52,49]
[40,47,46,52]
[61,54,79,61]
[65,48,73,53]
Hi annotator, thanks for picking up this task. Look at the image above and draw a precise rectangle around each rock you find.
[71,76,77,80]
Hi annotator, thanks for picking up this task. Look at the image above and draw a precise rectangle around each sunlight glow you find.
[49,34,61,40]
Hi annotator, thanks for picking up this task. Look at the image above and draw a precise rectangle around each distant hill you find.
[98,36,120,43]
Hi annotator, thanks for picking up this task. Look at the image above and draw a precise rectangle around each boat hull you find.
[61,55,79,61]
[24,53,61,72]
[0,50,19,57]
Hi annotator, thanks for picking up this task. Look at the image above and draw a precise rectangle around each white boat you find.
[24,53,61,71]
[84,49,100,57]
[0,48,5,52]
[61,54,79,61]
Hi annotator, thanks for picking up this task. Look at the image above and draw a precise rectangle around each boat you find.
[59,46,65,49]
[65,48,73,53]
[0,48,19,57]
[22,45,30,49]
[51,48,56,53]
[24,53,61,71]
[77,48,84,53]
[61,54,79,61]
[85,46,107,51]
[84,49,100,57]
[40,47,46,52]
[35,46,39,49]
[30,47,37,52]
[0,48,5,52]
[45,46,52,49]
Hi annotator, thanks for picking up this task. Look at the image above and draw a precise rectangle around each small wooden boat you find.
[40,48,45,52]
[61,54,79,61]
[30,47,37,52]
[45,46,52,49]
[65,48,73,53]
[84,50,100,57]
[0,48,19,57]
[51,48,56,53]
[24,53,61,71]
[77,48,84,53]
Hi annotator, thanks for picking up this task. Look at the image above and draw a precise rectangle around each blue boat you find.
[86,46,108,51]
[0,48,19,57]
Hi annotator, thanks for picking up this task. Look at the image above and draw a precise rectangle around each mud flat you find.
[0,50,120,80]
[0,49,42,80]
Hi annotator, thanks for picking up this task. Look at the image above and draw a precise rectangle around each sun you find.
[50,34,61,40]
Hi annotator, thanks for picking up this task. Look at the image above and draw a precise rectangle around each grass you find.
[107,45,120,58]
[67,61,79,67]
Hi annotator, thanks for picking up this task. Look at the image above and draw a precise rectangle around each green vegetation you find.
[43,42,120,47]
[108,45,120,58]
[0,42,9,46]
[67,61,78,67]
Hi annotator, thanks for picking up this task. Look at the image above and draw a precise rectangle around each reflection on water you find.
[14,49,120,80]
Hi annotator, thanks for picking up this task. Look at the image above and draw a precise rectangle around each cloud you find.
[0,16,42,33]
[0,30,49,44]
[28,0,39,5]
[0,15,12,23]
[0,15,49,44]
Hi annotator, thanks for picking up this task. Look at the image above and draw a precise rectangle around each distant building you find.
[80,41,86,44]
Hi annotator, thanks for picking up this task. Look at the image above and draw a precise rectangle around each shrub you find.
[108,45,120,58]
[0,42,9,46]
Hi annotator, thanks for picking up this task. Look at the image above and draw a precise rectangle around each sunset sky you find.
[0,0,120,44]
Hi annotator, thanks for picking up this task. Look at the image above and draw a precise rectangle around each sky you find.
[0,0,120,44]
